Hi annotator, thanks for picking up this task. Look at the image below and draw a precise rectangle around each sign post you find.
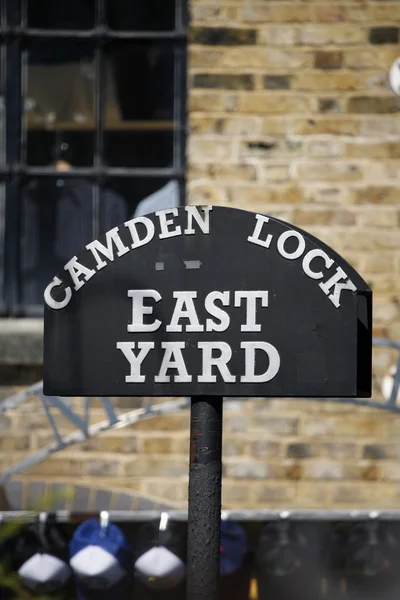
[187,396,223,600]
[43,205,372,599]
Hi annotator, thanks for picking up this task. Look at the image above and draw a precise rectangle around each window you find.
[0,0,188,316]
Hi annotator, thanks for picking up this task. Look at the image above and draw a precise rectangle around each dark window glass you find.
[18,177,181,310]
[26,41,95,166]
[108,0,176,31]
[0,182,5,314]
[2,0,187,316]
[103,42,175,167]
[104,130,174,168]
[28,0,95,29]
[101,177,178,230]
[20,178,94,310]
[108,42,175,121]
[1,38,7,313]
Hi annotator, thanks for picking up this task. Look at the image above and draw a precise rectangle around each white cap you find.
[134,546,185,589]
[18,552,71,593]
[70,545,126,589]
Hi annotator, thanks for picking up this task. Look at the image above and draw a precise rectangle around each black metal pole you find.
[186,396,223,600]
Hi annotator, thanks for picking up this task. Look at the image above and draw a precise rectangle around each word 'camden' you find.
[44,207,356,311]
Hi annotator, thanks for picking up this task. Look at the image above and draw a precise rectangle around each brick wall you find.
[2,0,400,510]
[4,391,400,510]
[188,0,400,344]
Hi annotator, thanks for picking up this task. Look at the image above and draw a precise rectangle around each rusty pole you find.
[186,396,223,600]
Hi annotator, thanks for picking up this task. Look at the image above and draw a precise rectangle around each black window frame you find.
[0,0,188,317]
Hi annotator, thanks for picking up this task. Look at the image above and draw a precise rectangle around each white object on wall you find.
[388,57,400,97]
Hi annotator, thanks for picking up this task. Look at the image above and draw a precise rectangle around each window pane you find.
[20,178,94,309]
[101,178,180,233]
[0,182,5,314]
[0,51,5,168]
[26,41,94,166]
[108,43,174,120]
[104,131,174,168]
[108,0,176,31]
[18,178,182,309]
[28,0,94,29]
[27,132,94,167]
[104,43,175,167]
[0,44,6,312]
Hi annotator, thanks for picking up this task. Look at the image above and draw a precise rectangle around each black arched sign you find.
[43,206,372,398]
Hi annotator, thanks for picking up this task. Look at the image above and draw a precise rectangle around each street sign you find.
[43,206,372,399]
[43,204,372,600]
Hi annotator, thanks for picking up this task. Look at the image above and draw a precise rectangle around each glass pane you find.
[20,178,94,308]
[108,0,176,31]
[105,131,174,168]
[27,132,94,167]
[0,46,5,167]
[101,178,180,233]
[104,42,175,166]
[25,41,94,166]
[0,183,5,314]
[107,42,175,121]
[0,45,5,313]
[28,0,94,29]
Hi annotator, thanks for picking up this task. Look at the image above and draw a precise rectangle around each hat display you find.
[15,513,71,595]
[255,522,323,600]
[256,523,297,577]
[220,520,249,576]
[133,513,186,591]
[135,544,186,590]
[18,552,71,594]
[69,514,133,599]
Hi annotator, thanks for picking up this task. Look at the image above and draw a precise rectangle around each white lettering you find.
[234,291,268,332]
[184,206,213,235]
[157,208,182,239]
[247,214,273,249]
[127,290,162,333]
[124,216,155,249]
[205,291,230,332]
[198,342,236,383]
[154,342,192,383]
[277,230,306,260]
[44,277,72,310]
[166,291,204,332]
[64,256,96,291]
[319,267,357,308]
[302,248,334,280]
[86,227,129,270]
[117,342,154,382]
[240,342,280,383]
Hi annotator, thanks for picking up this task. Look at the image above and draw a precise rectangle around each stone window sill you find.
[0,319,43,365]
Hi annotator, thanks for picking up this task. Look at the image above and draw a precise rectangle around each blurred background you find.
[0,0,400,598]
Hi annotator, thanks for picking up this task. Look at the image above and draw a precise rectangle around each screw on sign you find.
[43,206,372,600]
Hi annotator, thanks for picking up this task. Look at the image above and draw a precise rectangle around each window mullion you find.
[93,0,106,239]
[4,0,23,315]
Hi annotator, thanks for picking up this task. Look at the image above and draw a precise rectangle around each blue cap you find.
[220,521,249,576]
[69,519,133,600]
